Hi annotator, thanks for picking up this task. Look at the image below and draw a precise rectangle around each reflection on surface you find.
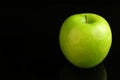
[59,63,107,80]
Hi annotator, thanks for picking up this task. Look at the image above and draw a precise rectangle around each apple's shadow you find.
[59,63,107,80]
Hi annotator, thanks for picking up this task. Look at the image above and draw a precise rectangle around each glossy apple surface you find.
[59,13,112,68]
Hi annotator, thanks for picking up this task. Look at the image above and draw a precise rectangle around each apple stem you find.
[85,15,88,23]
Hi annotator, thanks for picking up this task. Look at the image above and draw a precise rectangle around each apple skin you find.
[59,13,112,68]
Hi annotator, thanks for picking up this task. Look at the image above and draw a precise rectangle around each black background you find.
[0,2,120,80]
[0,4,45,79]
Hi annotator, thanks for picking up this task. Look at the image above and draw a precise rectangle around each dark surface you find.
[0,2,119,80]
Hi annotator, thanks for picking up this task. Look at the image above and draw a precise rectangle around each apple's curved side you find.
[59,13,112,69]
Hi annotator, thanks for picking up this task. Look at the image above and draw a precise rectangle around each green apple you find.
[59,13,112,68]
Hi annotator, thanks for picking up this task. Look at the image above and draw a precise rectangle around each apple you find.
[59,13,112,68]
